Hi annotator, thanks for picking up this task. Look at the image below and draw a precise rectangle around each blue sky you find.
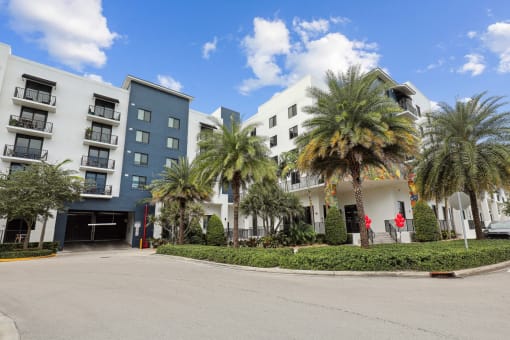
[0,0,509,118]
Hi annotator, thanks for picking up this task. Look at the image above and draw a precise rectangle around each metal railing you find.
[368,228,375,244]
[3,144,48,161]
[384,220,399,242]
[88,105,121,121]
[398,98,417,115]
[279,175,324,191]
[14,87,56,106]
[226,228,267,240]
[8,115,53,133]
[83,185,112,196]
[81,156,115,170]
[84,129,118,145]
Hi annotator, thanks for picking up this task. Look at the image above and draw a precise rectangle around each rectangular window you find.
[166,158,178,168]
[137,109,151,122]
[132,175,147,190]
[289,125,298,139]
[269,135,277,148]
[250,128,256,136]
[269,115,277,128]
[167,137,179,150]
[416,105,421,117]
[134,152,148,166]
[135,130,150,144]
[288,104,297,118]
[291,171,300,184]
[168,117,180,129]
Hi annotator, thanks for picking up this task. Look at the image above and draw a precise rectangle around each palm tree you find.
[296,66,419,248]
[196,118,276,247]
[418,93,510,239]
[150,157,212,245]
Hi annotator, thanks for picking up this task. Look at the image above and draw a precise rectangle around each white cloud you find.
[430,101,440,111]
[417,58,445,73]
[7,0,118,70]
[239,17,380,94]
[330,16,350,25]
[482,22,510,73]
[460,97,472,103]
[202,36,218,59]
[458,54,486,76]
[83,73,111,85]
[467,31,477,39]
[157,74,183,92]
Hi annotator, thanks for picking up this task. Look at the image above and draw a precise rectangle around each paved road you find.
[1,249,510,340]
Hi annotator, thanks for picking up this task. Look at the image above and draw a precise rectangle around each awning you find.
[93,93,120,104]
[392,84,416,96]
[22,74,57,87]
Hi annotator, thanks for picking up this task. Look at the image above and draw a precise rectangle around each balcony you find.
[81,185,113,199]
[6,115,53,138]
[12,87,56,113]
[279,175,324,192]
[87,105,121,126]
[2,145,48,163]
[83,129,118,149]
[79,156,115,173]
[397,98,419,120]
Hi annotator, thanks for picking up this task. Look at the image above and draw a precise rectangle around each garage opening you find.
[64,211,128,244]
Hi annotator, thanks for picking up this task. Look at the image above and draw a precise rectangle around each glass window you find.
[137,109,151,122]
[289,125,298,139]
[288,104,297,118]
[167,137,179,150]
[134,152,148,166]
[135,130,150,144]
[269,115,277,128]
[168,117,180,129]
[132,175,147,190]
[291,171,300,184]
[250,128,256,136]
[270,135,277,148]
[166,158,178,168]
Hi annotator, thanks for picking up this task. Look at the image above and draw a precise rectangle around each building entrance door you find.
[344,204,360,233]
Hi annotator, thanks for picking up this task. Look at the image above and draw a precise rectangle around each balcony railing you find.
[88,105,121,121]
[279,175,324,191]
[3,144,48,161]
[398,98,417,115]
[8,115,53,133]
[14,87,56,106]
[84,130,118,145]
[83,185,112,196]
[81,156,115,170]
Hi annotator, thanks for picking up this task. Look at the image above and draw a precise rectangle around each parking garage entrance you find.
[64,211,128,244]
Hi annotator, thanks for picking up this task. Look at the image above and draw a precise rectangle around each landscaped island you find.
[157,240,510,272]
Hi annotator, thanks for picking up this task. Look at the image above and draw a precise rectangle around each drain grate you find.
[430,271,456,278]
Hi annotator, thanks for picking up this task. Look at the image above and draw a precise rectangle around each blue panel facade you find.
[54,80,190,248]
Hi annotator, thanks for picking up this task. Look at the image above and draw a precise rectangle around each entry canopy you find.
[448,192,470,210]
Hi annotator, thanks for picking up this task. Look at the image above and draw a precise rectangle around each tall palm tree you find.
[150,157,212,245]
[418,93,510,239]
[196,118,276,247]
[296,66,419,248]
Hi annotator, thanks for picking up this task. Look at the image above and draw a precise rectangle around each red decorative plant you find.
[394,213,406,229]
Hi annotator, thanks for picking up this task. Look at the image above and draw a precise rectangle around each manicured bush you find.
[0,249,53,259]
[324,207,347,245]
[157,240,510,272]
[0,242,59,253]
[206,214,225,246]
[413,201,440,242]
[187,219,205,244]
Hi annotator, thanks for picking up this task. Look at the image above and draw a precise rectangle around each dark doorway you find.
[64,211,128,243]
[4,219,34,243]
[398,201,407,218]
[344,204,360,233]
[303,206,312,224]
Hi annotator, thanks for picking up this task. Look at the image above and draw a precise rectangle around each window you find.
[168,117,180,129]
[269,115,277,128]
[166,158,178,168]
[250,128,256,136]
[167,137,179,150]
[288,104,297,118]
[269,135,277,148]
[90,123,113,144]
[134,152,148,166]
[19,107,48,130]
[132,175,147,190]
[137,109,151,122]
[289,125,298,139]
[419,126,424,137]
[9,163,26,174]
[13,134,43,159]
[271,155,278,164]
[291,171,300,184]
[87,147,110,168]
[84,171,107,194]
[135,130,150,144]
[416,105,421,117]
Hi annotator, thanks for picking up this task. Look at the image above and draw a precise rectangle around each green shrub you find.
[441,230,457,239]
[287,222,316,246]
[315,233,326,244]
[0,242,59,253]
[0,249,53,259]
[206,214,225,246]
[325,207,347,245]
[188,219,205,244]
[413,201,440,242]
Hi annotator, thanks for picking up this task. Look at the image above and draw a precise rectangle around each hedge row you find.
[0,242,59,253]
[157,240,510,272]
[0,249,54,259]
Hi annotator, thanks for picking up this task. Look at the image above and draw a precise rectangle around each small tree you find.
[206,214,225,246]
[187,218,204,244]
[413,201,440,242]
[324,207,347,245]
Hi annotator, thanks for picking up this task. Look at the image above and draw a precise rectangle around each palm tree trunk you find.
[444,198,451,239]
[38,214,49,249]
[232,174,241,248]
[351,165,368,248]
[467,189,484,239]
[435,197,443,240]
[178,200,186,245]
[23,217,34,250]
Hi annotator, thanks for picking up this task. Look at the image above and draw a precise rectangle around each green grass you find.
[157,240,510,272]
[0,249,54,259]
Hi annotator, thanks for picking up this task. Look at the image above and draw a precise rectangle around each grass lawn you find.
[157,240,510,272]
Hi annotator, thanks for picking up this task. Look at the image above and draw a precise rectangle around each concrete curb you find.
[0,253,56,263]
[0,312,20,340]
[155,254,510,278]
